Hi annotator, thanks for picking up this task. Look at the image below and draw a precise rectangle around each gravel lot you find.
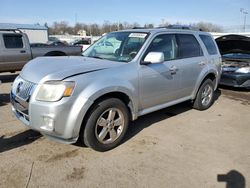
[0,72,250,188]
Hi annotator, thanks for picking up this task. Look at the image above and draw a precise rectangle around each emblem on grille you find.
[16,81,23,94]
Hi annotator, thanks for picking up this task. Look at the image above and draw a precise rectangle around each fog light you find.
[41,116,54,131]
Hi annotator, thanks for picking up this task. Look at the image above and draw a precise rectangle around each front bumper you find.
[219,72,250,88]
[11,91,93,144]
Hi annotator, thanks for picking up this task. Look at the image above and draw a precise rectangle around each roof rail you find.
[132,25,203,31]
[158,25,202,31]
[0,29,23,33]
[132,27,147,29]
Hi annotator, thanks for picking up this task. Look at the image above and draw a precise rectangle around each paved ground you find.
[0,72,249,188]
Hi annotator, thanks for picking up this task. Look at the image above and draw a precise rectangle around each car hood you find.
[216,35,250,55]
[20,56,123,83]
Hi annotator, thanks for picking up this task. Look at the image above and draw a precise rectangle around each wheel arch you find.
[76,90,136,143]
[192,72,217,99]
[44,51,67,56]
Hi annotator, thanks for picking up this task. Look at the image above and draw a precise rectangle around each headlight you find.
[36,81,75,102]
[235,67,250,73]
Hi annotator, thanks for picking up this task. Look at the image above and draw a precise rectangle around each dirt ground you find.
[0,72,249,188]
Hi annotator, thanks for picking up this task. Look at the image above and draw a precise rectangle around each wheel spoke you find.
[108,109,116,121]
[207,87,212,95]
[113,117,123,127]
[98,127,108,141]
[97,117,108,127]
[202,91,206,98]
[95,107,125,144]
[109,129,117,140]
[201,84,213,106]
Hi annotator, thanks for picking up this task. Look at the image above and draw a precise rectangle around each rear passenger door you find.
[175,34,206,97]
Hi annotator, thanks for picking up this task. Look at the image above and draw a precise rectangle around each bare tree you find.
[48,20,222,36]
[194,22,223,32]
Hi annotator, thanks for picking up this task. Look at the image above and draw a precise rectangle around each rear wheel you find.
[83,98,129,151]
[193,79,215,110]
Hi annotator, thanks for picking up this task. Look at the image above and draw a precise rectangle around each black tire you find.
[83,98,129,152]
[193,79,215,110]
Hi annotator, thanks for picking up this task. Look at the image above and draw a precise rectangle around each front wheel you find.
[83,98,129,151]
[193,79,215,110]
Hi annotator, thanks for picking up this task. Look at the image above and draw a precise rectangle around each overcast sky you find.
[0,0,249,27]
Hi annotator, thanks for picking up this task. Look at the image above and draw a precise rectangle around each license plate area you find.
[10,92,29,116]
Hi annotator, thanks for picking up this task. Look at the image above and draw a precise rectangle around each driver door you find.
[139,34,183,110]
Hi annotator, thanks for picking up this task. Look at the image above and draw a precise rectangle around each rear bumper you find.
[220,72,250,88]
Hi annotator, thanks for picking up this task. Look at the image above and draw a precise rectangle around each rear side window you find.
[3,34,24,48]
[176,34,203,58]
[199,35,218,55]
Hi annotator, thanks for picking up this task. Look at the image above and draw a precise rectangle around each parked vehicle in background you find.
[0,29,82,73]
[11,28,221,151]
[47,41,68,46]
[72,39,91,51]
[216,35,250,89]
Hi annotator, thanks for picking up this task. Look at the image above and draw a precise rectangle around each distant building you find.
[0,23,48,43]
[77,30,87,37]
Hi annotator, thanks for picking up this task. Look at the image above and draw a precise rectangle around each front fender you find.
[69,78,138,138]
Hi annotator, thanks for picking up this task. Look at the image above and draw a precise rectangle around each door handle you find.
[169,66,178,74]
[20,50,26,53]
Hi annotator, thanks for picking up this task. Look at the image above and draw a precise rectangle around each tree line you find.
[47,21,222,36]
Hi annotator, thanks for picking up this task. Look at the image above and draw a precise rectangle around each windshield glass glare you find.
[83,32,148,62]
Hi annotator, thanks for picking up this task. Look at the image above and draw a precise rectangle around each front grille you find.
[12,76,36,101]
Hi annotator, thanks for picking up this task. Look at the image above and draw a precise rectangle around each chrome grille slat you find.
[12,76,36,101]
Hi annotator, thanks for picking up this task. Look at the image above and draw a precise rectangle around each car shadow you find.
[123,89,221,144]
[217,170,245,188]
[0,130,42,153]
[0,93,10,107]
[0,73,19,83]
[219,85,250,92]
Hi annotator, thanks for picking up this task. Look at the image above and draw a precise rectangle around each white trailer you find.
[0,23,48,43]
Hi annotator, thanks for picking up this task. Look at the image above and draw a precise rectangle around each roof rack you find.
[0,29,23,33]
[132,25,202,31]
[158,25,202,31]
[132,27,148,29]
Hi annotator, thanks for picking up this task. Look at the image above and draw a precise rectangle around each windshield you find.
[83,32,148,62]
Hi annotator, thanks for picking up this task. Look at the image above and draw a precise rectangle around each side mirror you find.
[142,52,164,64]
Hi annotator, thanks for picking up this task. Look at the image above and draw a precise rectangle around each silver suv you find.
[11,28,221,151]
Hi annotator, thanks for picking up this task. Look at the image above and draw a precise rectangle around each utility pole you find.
[117,21,120,31]
[240,8,248,32]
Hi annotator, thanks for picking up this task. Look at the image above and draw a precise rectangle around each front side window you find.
[199,35,218,55]
[176,34,203,58]
[144,34,177,61]
[3,34,24,48]
[83,32,148,62]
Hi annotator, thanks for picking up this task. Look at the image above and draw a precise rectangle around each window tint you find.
[145,34,177,61]
[3,34,24,48]
[199,35,218,55]
[177,34,203,58]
